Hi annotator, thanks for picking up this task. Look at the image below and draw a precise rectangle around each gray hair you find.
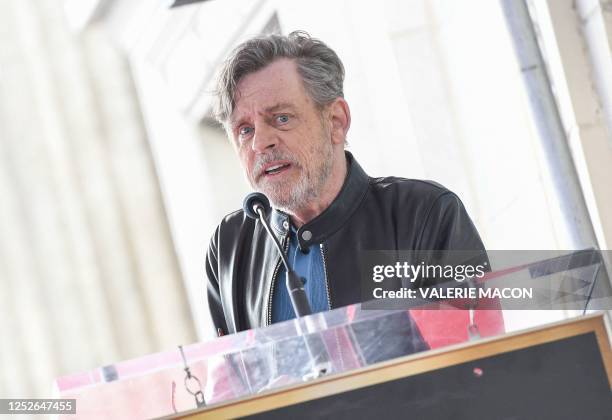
[213,30,345,126]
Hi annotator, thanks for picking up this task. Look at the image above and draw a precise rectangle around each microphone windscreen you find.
[243,192,271,219]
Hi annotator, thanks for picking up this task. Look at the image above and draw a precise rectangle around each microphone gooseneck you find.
[242,192,312,317]
[243,192,290,273]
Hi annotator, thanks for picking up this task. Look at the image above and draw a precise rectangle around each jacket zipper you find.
[266,234,289,326]
[320,243,332,310]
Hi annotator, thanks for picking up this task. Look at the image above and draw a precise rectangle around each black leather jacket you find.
[206,152,486,335]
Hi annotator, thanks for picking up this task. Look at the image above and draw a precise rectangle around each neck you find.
[289,153,347,228]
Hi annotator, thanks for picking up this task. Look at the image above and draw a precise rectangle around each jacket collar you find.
[270,151,370,249]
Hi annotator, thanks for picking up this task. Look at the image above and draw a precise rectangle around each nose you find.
[251,122,277,153]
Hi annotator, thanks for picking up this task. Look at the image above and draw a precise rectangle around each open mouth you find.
[263,163,291,176]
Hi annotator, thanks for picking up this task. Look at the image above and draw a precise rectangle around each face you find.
[229,59,334,212]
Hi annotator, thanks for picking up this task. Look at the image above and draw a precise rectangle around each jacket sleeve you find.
[414,191,504,335]
[416,191,489,271]
[205,225,230,336]
[418,192,486,251]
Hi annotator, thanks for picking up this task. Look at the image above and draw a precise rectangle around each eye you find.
[238,126,254,139]
[275,114,290,124]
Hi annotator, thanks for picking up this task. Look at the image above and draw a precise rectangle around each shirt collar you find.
[270,151,370,249]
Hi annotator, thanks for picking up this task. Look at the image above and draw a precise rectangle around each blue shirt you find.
[271,226,330,323]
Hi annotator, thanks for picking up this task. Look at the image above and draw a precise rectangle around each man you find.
[206,31,489,337]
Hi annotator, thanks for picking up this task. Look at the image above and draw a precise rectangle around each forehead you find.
[231,58,311,123]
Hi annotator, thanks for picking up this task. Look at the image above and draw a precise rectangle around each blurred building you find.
[0,0,196,398]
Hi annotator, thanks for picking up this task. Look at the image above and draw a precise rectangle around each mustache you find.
[253,151,299,177]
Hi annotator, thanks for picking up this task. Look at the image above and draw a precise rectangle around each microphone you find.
[243,193,312,317]
[243,192,330,378]
[243,192,270,220]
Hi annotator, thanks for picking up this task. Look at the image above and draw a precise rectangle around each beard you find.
[250,136,334,213]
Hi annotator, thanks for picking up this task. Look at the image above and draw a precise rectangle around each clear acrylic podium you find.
[54,250,612,419]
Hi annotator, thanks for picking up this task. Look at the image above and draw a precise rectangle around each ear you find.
[327,98,351,145]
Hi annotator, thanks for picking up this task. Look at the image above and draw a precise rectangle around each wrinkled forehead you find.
[229,59,310,123]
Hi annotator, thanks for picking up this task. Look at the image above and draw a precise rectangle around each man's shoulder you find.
[368,176,455,203]
[215,208,252,233]
[207,208,255,248]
